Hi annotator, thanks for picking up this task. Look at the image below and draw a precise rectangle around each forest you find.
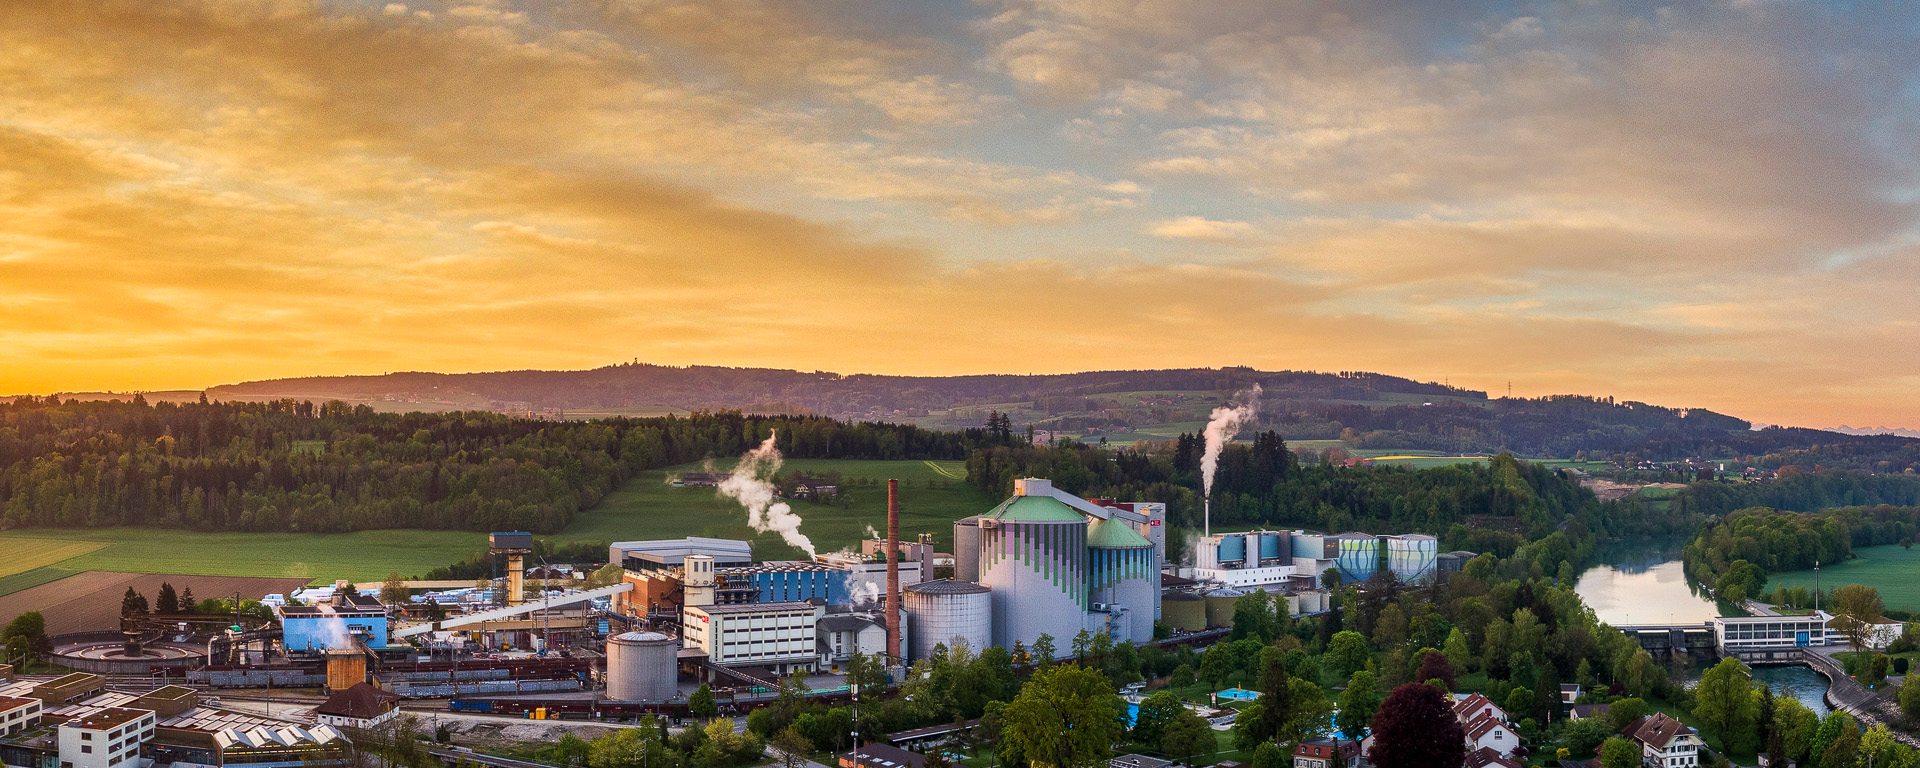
[0,397,1013,534]
[966,435,1685,554]
[1685,504,1920,588]
[1672,472,1920,518]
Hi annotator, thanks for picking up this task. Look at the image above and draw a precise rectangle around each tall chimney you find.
[885,479,901,663]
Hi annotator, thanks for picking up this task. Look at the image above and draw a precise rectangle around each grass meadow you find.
[0,459,991,593]
[1770,544,1920,612]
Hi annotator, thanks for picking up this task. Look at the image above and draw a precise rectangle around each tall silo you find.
[953,517,982,582]
[605,631,677,702]
[1087,518,1156,643]
[979,493,1088,651]
[903,580,992,662]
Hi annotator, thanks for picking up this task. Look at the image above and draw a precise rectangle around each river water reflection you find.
[1574,537,1723,626]
[1573,536,1830,713]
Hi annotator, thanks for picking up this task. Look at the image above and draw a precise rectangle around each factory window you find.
[80,747,90,754]
[82,734,92,741]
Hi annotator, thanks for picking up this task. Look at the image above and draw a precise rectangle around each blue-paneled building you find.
[717,564,850,605]
[278,592,389,651]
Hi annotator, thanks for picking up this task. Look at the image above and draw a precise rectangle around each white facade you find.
[1863,620,1905,651]
[683,601,824,674]
[815,553,923,604]
[0,696,40,737]
[59,707,155,768]
[1464,715,1519,758]
[1712,612,1831,652]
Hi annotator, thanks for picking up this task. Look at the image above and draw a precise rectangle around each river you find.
[1573,536,1830,714]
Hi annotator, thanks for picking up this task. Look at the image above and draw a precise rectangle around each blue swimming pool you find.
[1215,688,1260,700]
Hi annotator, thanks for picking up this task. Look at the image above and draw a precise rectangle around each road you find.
[427,745,564,768]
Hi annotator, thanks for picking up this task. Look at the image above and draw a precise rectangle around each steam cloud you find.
[717,432,818,558]
[315,615,351,650]
[1201,384,1263,496]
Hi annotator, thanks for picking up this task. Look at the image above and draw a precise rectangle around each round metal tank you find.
[904,580,992,662]
[1161,592,1207,631]
[1088,519,1157,644]
[980,516,1087,651]
[606,631,677,702]
[1203,587,1244,628]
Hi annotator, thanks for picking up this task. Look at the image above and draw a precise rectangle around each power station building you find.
[278,589,388,652]
[1189,530,1442,595]
[945,478,1165,653]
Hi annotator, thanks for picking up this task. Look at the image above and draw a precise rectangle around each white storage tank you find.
[904,580,992,662]
[606,631,677,702]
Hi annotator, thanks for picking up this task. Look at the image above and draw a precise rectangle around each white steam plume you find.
[1201,384,1262,496]
[315,615,351,650]
[717,431,818,558]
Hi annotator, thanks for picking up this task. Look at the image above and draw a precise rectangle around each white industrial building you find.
[57,707,155,768]
[816,611,906,670]
[682,601,825,675]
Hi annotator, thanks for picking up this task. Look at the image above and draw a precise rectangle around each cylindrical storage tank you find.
[1259,532,1282,562]
[1217,535,1245,564]
[605,631,677,702]
[1160,591,1206,631]
[953,517,982,583]
[1087,518,1157,644]
[979,495,1088,651]
[903,580,992,662]
[1203,587,1244,628]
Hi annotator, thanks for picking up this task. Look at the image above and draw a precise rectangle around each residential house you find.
[314,683,403,729]
[1466,746,1525,768]
[1628,713,1704,768]
[1567,703,1610,723]
[1452,693,1507,726]
[1560,684,1582,704]
[839,744,925,768]
[1463,712,1522,759]
[1293,737,1364,768]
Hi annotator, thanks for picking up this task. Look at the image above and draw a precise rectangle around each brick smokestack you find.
[886,479,901,663]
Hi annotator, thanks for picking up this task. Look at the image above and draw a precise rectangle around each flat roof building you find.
[682,601,825,675]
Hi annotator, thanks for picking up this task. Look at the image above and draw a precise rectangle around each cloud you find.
[1150,216,1252,241]
[1,0,1919,429]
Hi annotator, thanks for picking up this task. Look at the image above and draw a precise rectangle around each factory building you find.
[1381,534,1439,582]
[277,589,387,652]
[0,682,350,768]
[949,479,1165,650]
[612,538,754,618]
[681,602,825,675]
[1329,533,1381,583]
[815,552,923,606]
[815,609,906,671]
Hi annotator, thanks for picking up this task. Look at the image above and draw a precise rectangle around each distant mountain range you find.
[1832,425,1920,438]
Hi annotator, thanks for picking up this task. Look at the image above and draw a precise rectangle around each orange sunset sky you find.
[3,1,1917,429]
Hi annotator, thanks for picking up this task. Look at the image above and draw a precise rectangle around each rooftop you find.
[315,683,402,720]
[1086,517,1152,548]
[983,495,1085,523]
[690,601,820,615]
[903,579,990,595]
[843,743,925,768]
[66,707,150,731]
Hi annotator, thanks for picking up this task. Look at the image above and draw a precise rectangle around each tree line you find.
[968,438,1683,550]
[0,398,1018,534]
[1684,505,1920,597]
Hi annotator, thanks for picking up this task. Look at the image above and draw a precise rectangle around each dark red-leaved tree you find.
[1367,683,1466,768]
[1416,650,1457,691]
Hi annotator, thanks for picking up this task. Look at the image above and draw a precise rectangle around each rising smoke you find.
[315,615,351,650]
[717,432,818,558]
[1201,384,1263,497]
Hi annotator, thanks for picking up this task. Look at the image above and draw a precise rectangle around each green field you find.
[0,458,992,593]
[1772,544,1920,612]
[555,459,992,560]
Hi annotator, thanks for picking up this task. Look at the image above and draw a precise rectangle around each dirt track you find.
[0,571,312,635]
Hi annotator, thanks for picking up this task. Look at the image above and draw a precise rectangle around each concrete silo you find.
[952,517,982,582]
[605,631,677,702]
[979,491,1088,651]
[903,580,992,662]
[1087,518,1156,643]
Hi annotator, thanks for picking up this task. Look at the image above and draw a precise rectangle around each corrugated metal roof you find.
[903,579,990,595]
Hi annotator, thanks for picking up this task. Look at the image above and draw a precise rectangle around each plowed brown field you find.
[0,572,312,635]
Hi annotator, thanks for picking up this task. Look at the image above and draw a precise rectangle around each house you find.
[1111,755,1174,768]
[1452,693,1507,726]
[1567,703,1610,722]
[1293,736,1365,768]
[675,473,727,487]
[1464,712,1522,758]
[840,744,925,768]
[1860,619,1906,651]
[1466,746,1525,768]
[1560,684,1582,704]
[314,683,403,729]
[1628,713,1705,768]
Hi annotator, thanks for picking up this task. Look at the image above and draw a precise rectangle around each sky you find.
[2,1,1918,429]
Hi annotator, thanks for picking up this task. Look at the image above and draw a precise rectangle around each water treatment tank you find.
[605,631,677,702]
[903,580,992,662]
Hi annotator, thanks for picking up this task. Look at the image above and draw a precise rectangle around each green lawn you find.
[1771,544,1920,612]
[0,458,994,593]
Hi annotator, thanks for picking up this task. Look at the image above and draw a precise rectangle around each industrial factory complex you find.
[0,475,1473,768]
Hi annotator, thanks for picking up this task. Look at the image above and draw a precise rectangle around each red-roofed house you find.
[1628,713,1704,768]
[1464,712,1521,759]
[1453,693,1507,726]
[1465,746,1524,768]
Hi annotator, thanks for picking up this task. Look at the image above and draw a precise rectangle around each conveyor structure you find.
[392,583,632,639]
